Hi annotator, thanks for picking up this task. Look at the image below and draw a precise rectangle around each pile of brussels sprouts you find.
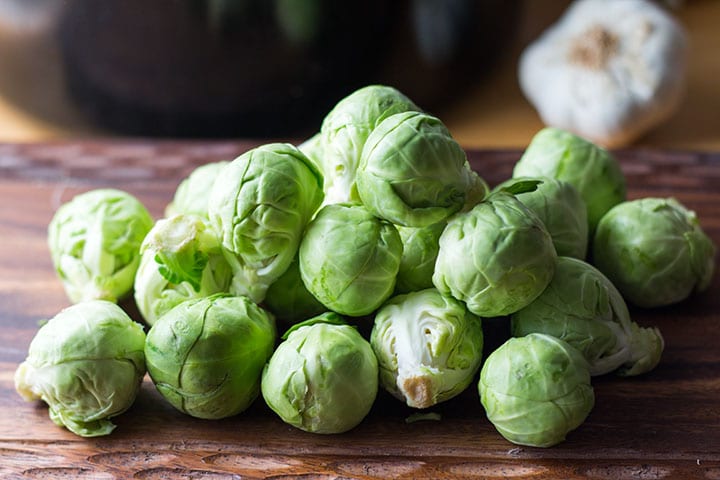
[15,85,716,447]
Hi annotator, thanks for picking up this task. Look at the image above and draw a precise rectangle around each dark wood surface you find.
[1,141,719,479]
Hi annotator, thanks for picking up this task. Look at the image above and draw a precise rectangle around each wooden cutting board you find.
[1,141,719,479]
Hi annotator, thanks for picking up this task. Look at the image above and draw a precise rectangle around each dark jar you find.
[54,0,518,138]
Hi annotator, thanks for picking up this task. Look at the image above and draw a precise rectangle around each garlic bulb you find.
[519,0,687,148]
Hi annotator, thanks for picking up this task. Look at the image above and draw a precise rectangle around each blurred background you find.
[0,0,717,150]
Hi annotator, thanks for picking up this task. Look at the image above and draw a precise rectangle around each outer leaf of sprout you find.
[279,311,348,340]
[144,215,220,291]
[617,323,665,376]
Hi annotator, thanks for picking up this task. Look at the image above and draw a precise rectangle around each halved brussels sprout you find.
[511,256,664,376]
[479,333,594,447]
[371,288,484,408]
[433,191,557,317]
[208,143,324,303]
[299,203,402,317]
[512,127,625,231]
[48,188,153,303]
[134,214,233,326]
[593,197,716,308]
[261,312,378,433]
[15,300,146,437]
[145,294,276,419]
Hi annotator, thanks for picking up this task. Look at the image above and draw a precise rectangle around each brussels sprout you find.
[165,161,228,219]
[261,312,378,433]
[48,188,154,303]
[15,300,146,437]
[433,192,557,317]
[145,294,276,419]
[319,85,419,204]
[511,256,664,376]
[494,177,588,259]
[512,127,626,231]
[356,111,475,228]
[479,333,594,448]
[395,222,446,294]
[134,214,233,326]
[593,197,716,308]
[370,288,484,408]
[208,143,324,303]
[263,255,326,325]
[299,203,402,317]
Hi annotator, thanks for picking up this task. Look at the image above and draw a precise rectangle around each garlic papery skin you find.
[519,0,687,148]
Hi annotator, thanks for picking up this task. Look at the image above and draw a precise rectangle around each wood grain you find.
[1,142,719,479]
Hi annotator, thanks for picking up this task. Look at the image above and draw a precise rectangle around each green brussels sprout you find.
[370,288,484,408]
[145,294,276,419]
[356,111,475,228]
[15,300,146,437]
[319,84,419,204]
[593,197,716,308]
[479,333,594,448]
[494,177,588,259]
[511,256,664,376]
[433,192,557,317]
[165,161,229,219]
[263,255,326,325]
[395,222,446,294]
[299,203,402,317]
[134,214,233,326]
[261,312,378,433]
[512,127,626,231]
[48,188,154,303]
[208,143,324,303]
